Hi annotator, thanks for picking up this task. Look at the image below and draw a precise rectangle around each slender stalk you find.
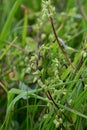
[45,90,66,130]
[47,90,76,130]
[48,10,76,71]
[0,37,17,60]
[76,0,87,21]
[36,33,40,70]
[0,81,8,93]
[48,10,85,88]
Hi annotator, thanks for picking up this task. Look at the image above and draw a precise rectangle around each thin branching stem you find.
[48,9,85,88]
[45,90,66,130]
[47,90,76,130]
[48,10,76,71]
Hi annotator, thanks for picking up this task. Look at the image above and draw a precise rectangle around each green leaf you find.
[0,0,22,50]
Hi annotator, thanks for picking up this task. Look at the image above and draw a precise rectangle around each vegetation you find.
[0,0,87,130]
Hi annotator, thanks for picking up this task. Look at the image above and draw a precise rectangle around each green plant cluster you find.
[0,0,87,130]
